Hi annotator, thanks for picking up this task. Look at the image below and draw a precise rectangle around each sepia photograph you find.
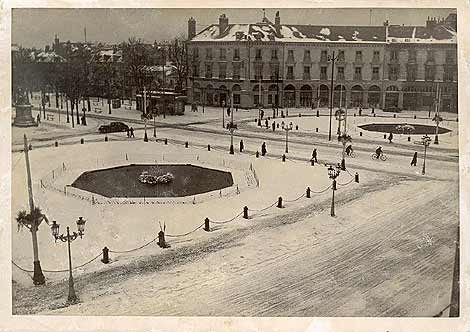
[8,6,460,320]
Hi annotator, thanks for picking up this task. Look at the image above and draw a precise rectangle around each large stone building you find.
[187,12,457,112]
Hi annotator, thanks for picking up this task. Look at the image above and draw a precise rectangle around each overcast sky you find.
[12,8,456,48]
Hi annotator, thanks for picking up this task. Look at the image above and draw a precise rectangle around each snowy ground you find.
[10,99,460,317]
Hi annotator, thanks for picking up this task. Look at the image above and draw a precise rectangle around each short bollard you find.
[29,144,33,150]
[355,172,360,183]
[185,141,189,148]
[384,134,387,139]
[243,206,249,219]
[208,144,211,151]
[277,123,280,128]
[277,196,283,208]
[204,217,210,232]
[354,113,356,117]
[256,151,259,158]
[316,128,319,133]
[316,110,319,117]
[408,136,411,142]
[296,125,299,130]
[360,132,363,137]
[80,138,84,144]
[393,114,396,118]
[255,118,258,123]
[299,113,301,117]
[101,247,110,264]
[164,138,168,145]
[158,230,168,248]
[282,154,286,162]
[104,136,108,142]
[55,141,58,147]
[311,159,315,166]
[373,113,376,117]
[414,115,417,119]
[306,187,311,198]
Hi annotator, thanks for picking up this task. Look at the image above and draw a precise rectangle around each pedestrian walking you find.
[312,148,318,163]
[272,108,276,119]
[281,121,285,129]
[227,107,231,117]
[272,122,275,132]
[371,107,375,114]
[239,139,244,152]
[265,119,269,129]
[359,107,362,116]
[126,128,130,138]
[130,127,135,138]
[36,113,41,124]
[261,142,267,156]
[411,152,418,166]
[388,132,393,143]
[260,109,264,119]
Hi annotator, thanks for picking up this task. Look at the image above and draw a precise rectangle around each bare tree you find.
[167,36,188,93]
[121,37,151,98]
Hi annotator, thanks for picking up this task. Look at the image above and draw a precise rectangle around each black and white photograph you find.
[2,4,466,329]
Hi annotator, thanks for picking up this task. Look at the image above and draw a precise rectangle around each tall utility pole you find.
[143,86,148,142]
[229,90,235,154]
[24,134,45,285]
[434,84,441,145]
[450,226,460,317]
[328,51,337,141]
[258,77,262,122]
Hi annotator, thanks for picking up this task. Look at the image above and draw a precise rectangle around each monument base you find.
[13,104,37,127]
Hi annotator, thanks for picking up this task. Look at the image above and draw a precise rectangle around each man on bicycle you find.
[375,146,383,158]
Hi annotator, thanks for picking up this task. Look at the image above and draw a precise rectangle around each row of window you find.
[193,47,456,64]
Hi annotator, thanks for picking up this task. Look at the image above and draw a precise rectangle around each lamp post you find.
[335,108,350,170]
[421,134,431,175]
[228,89,235,154]
[222,98,225,129]
[143,86,148,142]
[283,123,293,153]
[326,163,341,217]
[50,217,87,304]
[328,51,337,141]
[433,84,442,145]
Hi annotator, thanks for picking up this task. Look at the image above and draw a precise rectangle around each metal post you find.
[229,90,234,154]
[328,51,336,141]
[66,227,77,303]
[143,87,148,142]
[450,226,460,317]
[330,179,335,217]
[24,134,45,285]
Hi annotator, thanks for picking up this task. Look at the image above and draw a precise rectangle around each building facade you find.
[187,12,457,112]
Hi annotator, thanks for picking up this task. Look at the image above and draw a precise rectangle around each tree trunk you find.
[87,97,91,112]
[76,98,81,125]
[71,99,75,128]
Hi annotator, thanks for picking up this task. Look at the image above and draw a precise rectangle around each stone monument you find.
[13,87,37,127]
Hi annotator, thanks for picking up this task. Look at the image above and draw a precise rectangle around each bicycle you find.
[371,153,387,161]
[346,151,356,158]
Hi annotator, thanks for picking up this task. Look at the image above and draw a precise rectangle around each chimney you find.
[188,17,196,40]
[219,14,229,34]
[275,11,281,28]
[426,16,437,30]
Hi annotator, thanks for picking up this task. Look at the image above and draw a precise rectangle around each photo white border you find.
[1,1,468,331]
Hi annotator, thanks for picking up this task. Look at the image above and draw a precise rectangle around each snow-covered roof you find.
[35,51,65,63]
[192,22,456,45]
[387,25,456,44]
[192,24,387,43]
[142,64,177,76]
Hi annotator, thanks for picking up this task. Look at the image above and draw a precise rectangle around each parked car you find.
[98,122,129,134]
[384,107,402,113]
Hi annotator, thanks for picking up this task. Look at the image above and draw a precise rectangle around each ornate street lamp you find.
[421,134,432,175]
[283,122,293,153]
[227,89,236,154]
[326,163,341,217]
[50,217,87,304]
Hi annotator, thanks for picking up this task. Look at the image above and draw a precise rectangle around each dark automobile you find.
[384,106,402,113]
[98,122,129,134]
